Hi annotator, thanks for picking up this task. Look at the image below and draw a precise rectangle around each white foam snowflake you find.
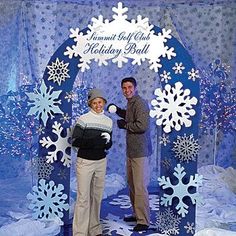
[156,208,181,235]
[184,222,195,234]
[172,134,200,163]
[160,70,172,83]
[159,133,170,146]
[172,62,185,74]
[47,58,70,85]
[60,113,71,124]
[188,68,200,81]
[101,213,134,236]
[109,194,131,209]
[39,121,71,167]
[158,164,203,217]
[64,2,176,72]
[27,179,69,219]
[26,80,63,126]
[150,82,198,133]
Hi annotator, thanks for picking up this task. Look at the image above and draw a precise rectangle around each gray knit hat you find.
[88,88,107,104]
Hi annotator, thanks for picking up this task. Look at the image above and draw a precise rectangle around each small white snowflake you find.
[158,164,203,217]
[159,133,170,146]
[184,222,195,234]
[39,121,71,167]
[60,113,71,124]
[36,125,45,135]
[160,70,172,83]
[172,62,185,74]
[156,208,181,235]
[150,82,198,133]
[47,58,70,85]
[65,91,77,102]
[172,134,200,163]
[188,68,200,81]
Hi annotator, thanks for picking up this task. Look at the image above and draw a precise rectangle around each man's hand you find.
[101,132,111,144]
[117,119,126,129]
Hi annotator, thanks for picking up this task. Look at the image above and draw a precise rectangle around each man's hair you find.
[121,77,137,88]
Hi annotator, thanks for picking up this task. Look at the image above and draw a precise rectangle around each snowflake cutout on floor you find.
[27,179,69,219]
[188,68,200,81]
[158,164,203,217]
[26,80,63,126]
[172,134,200,163]
[172,62,185,74]
[184,222,195,234]
[149,194,160,211]
[109,194,131,209]
[150,82,198,133]
[160,70,172,83]
[159,133,170,146]
[47,58,70,85]
[102,213,134,236]
[156,208,181,235]
[39,121,71,167]
[64,2,176,72]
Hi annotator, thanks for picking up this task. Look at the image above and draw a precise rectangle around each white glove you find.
[101,132,111,144]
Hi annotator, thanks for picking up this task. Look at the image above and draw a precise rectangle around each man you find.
[108,77,152,232]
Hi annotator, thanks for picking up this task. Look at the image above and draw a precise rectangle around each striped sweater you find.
[72,110,113,160]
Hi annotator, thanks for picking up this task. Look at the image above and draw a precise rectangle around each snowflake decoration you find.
[188,68,200,81]
[27,179,69,219]
[172,62,185,74]
[150,82,198,133]
[172,134,200,163]
[158,164,203,217]
[65,91,76,102]
[36,124,45,135]
[101,213,134,236]
[156,208,181,235]
[109,194,131,209]
[60,113,71,124]
[149,194,160,211]
[160,70,172,83]
[159,133,170,146]
[39,121,71,167]
[184,222,195,234]
[161,159,171,169]
[47,58,70,85]
[64,2,176,72]
[26,80,63,126]
[36,157,54,179]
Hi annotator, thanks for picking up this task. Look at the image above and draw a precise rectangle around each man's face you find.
[122,81,136,99]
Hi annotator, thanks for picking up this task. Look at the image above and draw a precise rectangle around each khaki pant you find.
[127,156,150,225]
[73,157,107,236]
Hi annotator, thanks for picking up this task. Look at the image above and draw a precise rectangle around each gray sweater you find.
[122,95,152,158]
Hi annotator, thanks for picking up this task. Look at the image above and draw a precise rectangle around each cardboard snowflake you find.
[64,2,176,72]
[26,80,63,126]
[39,121,71,167]
[150,82,198,133]
[172,134,200,163]
[27,179,69,219]
[158,164,203,217]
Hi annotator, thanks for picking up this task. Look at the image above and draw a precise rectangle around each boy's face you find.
[121,81,136,99]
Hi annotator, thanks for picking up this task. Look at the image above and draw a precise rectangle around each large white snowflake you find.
[156,208,181,235]
[39,121,71,167]
[150,82,198,133]
[27,179,69,219]
[158,164,203,217]
[172,134,200,163]
[26,80,63,126]
[47,58,70,85]
[64,2,176,72]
